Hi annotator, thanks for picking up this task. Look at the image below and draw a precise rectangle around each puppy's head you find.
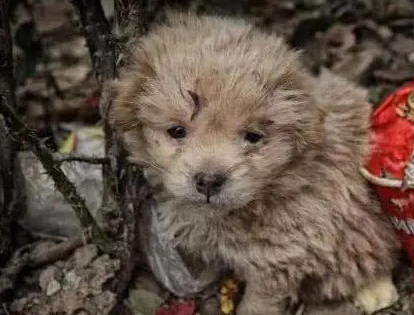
[110,15,324,211]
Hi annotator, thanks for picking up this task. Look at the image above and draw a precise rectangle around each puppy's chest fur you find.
[155,199,269,273]
[152,187,332,280]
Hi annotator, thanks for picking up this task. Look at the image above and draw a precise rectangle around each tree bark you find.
[0,0,25,265]
[70,0,152,304]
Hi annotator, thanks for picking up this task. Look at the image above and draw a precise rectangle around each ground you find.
[2,0,414,315]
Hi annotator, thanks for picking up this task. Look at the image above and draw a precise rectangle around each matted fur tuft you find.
[110,12,400,315]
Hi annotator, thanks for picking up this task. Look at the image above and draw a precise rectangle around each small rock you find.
[331,47,381,82]
[128,272,167,315]
[199,296,220,315]
[52,64,91,91]
[65,269,82,289]
[376,25,393,41]
[132,271,167,297]
[408,52,414,63]
[74,244,98,269]
[38,266,62,296]
[33,0,75,34]
[390,34,414,56]
[46,279,61,296]
[32,297,41,305]
[50,290,83,314]
[10,297,29,313]
[89,254,120,294]
[92,290,117,312]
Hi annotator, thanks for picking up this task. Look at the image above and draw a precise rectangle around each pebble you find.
[65,269,82,289]
[38,266,62,296]
[74,244,98,269]
[46,279,61,296]
[408,52,414,63]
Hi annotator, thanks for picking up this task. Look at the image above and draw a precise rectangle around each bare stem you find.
[54,153,110,165]
[70,0,120,215]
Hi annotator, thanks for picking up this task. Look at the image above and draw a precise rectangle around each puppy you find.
[110,12,401,315]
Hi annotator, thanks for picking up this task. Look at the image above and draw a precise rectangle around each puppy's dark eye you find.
[167,125,187,139]
[244,132,263,144]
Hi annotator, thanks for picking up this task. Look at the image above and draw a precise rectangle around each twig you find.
[114,0,164,38]
[71,0,115,86]
[70,0,120,217]
[111,164,150,297]
[0,235,85,298]
[53,153,110,165]
[1,303,11,315]
[0,98,112,253]
[71,0,153,304]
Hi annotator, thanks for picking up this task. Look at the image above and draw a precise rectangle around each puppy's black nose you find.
[194,172,227,198]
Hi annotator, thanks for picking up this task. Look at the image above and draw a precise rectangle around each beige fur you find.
[110,12,401,315]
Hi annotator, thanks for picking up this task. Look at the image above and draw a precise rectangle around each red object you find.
[155,300,196,315]
[366,81,414,267]
[86,94,99,109]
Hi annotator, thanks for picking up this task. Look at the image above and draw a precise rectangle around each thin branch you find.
[114,0,164,39]
[70,0,120,216]
[70,0,152,304]
[1,303,11,315]
[111,164,150,297]
[71,0,115,86]
[53,153,110,165]
[0,97,112,253]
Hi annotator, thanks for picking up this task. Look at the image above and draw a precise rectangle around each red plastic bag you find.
[364,81,414,267]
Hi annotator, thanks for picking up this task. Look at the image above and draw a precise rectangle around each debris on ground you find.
[7,243,120,315]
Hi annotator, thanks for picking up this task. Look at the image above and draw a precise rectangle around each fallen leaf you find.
[59,132,77,153]
[219,278,239,315]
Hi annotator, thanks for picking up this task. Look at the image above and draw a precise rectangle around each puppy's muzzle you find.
[194,172,227,201]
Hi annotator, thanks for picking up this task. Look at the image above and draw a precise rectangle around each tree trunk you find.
[0,0,25,264]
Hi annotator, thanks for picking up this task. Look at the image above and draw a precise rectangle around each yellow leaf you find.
[59,132,77,153]
[220,299,234,314]
[220,286,229,295]
[224,278,237,290]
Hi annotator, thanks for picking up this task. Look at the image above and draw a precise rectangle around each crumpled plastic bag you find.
[18,125,221,296]
[139,199,223,297]
[18,126,104,238]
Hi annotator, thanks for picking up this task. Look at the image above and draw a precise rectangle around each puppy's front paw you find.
[353,275,399,314]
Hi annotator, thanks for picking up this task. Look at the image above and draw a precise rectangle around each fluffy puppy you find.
[110,12,401,315]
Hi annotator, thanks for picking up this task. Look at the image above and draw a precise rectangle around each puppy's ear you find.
[290,102,325,154]
[109,48,156,133]
[109,78,140,133]
[267,69,325,155]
